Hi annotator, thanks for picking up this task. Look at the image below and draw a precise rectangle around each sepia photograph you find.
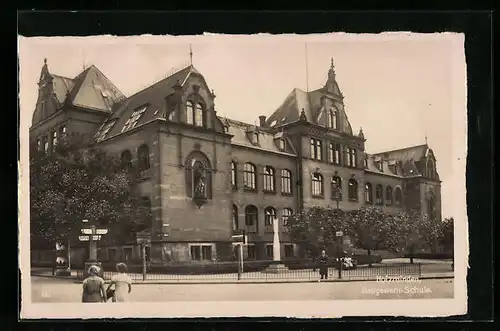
[18,32,467,318]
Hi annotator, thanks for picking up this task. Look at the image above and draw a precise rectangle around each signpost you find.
[231,231,247,280]
[79,220,108,278]
[336,231,344,279]
[136,232,152,281]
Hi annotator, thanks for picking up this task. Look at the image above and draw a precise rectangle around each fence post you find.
[418,263,422,277]
[142,244,147,281]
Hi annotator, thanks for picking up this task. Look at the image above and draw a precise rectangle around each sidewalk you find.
[30,267,454,285]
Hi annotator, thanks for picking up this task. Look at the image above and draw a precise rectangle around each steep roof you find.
[373,144,428,162]
[367,144,430,178]
[219,117,296,156]
[64,65,126,112]
[101,66,197,138]
[264,59,353,136]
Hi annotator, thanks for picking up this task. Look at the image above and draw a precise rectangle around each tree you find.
[30,137,151,248]
[285,206,347,256]
[348,206,393,262]
[440,217,454,253]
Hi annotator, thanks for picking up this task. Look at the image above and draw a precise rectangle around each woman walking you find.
[106,263,132,302]
[82,265,106,303]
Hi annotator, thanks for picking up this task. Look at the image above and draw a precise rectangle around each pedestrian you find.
[317,250,329,281]
[106,262,132,302]
[82,265,106,303]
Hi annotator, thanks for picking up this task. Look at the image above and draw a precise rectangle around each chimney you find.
[259,115,266,127]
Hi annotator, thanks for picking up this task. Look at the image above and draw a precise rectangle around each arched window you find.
[331,176,342,200]
[348,178,358,201]
[264,207,277,226]
[282,208,293,226]
[427,191,436,220]
[395,187,403,206]
[243,163,257,190]
[194,103,204,127]
[312,172,324,197]
[186,101,194,125]
[375,184,384,205]
[326,110,334,128]
[263,166,275,192]
[232,204,239,231]
[51,131,58,150]
[281,169,292,194]
[365,182,373,204]
[332,107,339,130]
[120,150,132,169]
[230,161,237,189]
[137,144,150,171]
[245,205,258,232]
[185,151,212,200]
[385,186,393,205]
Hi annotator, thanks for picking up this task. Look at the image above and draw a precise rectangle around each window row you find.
[311,173,358,201]
[364,183,403,206]
[231,162,293,195]
[310,138,358,167]
[120,144,151,172]
[246,243,296,260]
[232,205,294,232]
[35,124,67,153]
[186,101,205,127]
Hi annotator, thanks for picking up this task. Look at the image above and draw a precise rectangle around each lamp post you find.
[336,230,344,279]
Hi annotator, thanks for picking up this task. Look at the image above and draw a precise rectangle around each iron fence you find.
[76,262,422,283]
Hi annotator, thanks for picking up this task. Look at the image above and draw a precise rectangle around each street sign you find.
[231,234,247,244]
[336,231,344,237]
[78,235,102,241]
[96,229,108,235]
[81,228,93,235]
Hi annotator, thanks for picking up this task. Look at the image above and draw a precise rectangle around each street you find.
[31,276,454,302]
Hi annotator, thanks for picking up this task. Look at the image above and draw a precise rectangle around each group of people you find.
[82,262,133,303]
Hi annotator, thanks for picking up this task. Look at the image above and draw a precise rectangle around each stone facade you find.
[29,58,442,264]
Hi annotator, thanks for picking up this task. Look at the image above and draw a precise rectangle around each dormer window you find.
[253,132,259,144]
[186,101,205,127]
[95,119,116,142]
[278,139,286,151]
[122,105,147,132]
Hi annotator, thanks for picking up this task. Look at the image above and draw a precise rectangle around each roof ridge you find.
[373,144,427,155]
[123,65,191,101]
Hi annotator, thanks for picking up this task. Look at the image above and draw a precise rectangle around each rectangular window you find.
[310,138,322,160]
[95,119,116,142]
[328,142,341,164]
[108,248,116,261]
[285,244,294,258]
[280,169,292,194]
[36,139,41,151]
[122,105,148,132]
[190,245,213,261]
[43,137,49,153]
[266,245,274,259]
[123,247,133,261]
[247,245,256,260]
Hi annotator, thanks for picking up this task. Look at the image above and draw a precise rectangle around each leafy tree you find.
[440,217,454,253]
[30,137,151,248]
[286,206,347,256]
[347,206,394,261]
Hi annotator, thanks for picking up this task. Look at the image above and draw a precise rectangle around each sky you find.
[18,33,467,219]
